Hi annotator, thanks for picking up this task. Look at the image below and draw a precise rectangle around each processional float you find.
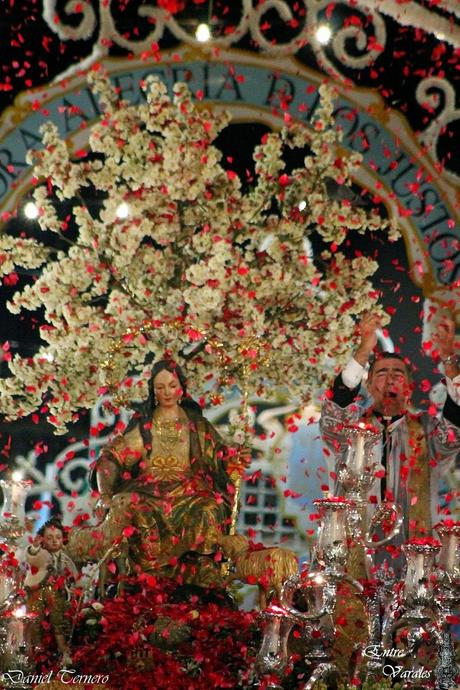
[1,425,459,689]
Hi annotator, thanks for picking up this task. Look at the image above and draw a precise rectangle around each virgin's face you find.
[153,369,183,409]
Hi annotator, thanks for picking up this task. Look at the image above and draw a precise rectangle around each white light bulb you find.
[12,470,23,482]
[316,25,332,45]
[298,200,307,211]
[195,23,211,43]
[116,202,130,220]
[13,605,27,618]
[24,201,39,219]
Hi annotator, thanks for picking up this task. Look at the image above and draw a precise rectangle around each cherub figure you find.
[25,518,78,663]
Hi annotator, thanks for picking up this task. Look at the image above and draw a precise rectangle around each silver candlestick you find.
[1,604,34,689]
[338,425,403,683]
[434,522,460,690]
[281,571,341,690]
[278,498,364,690]
[381,539,442,685]
[338,425,403,564]
[0,478,31,536]
[337,424,381,501]
[402,540,440,619]
[313,497,352,577]
[255,605,295,689]
[0,478,33,680]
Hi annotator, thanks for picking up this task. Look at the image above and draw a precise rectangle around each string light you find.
[195,23,211,42]
[298,200,307,211]
[116,202,130,219]
[23,201,39,219]
[316,25,332,45]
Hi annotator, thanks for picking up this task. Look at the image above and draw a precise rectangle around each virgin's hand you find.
[227,449,251,479]
[94,495,112,521]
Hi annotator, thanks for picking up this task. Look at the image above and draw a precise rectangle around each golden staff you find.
[226,336,273,534]
[228,349,251,536]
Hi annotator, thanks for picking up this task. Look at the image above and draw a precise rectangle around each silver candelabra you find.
[255,425,460,689]
[0,477,34,688]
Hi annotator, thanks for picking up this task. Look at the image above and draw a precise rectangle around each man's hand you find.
[432,314,456,359]
[355,313,381,366]
[432,313,459,377]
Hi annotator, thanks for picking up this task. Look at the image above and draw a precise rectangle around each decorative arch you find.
[0,48,458,311]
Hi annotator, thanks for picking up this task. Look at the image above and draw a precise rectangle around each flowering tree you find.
[0,70,397,432]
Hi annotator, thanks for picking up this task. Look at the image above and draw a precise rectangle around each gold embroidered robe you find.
[90,410,233,579]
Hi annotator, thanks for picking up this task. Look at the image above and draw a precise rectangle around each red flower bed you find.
[36,576,259,690]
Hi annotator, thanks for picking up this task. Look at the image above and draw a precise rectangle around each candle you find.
[405,559,417,595]
[414,552,424,584]
[15,618,24,647]
[11,477,26,522]
[7,609,26,650]
[441,534,458,574]
[330,510,340,542]
[435,523,460,576]
[319,510,335,550]
[267,617,281,654]
[353,432,365,474]
[0,478,28,524]
[405,551,427,595]
[325,506,346,545]
[0,573,14,604]
[11,482,21,515]
[308,576,325,615]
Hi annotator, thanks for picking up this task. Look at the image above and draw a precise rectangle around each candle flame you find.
[13,605,27,618]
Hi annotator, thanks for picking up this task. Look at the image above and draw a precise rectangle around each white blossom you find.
[0,74,397,431]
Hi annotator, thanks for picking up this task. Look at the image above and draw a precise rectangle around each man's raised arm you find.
[331,313,380,408]
[430,314,460,458]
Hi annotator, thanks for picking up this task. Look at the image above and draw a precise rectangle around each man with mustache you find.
[320,312,460,675]
[321,312,460,548]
